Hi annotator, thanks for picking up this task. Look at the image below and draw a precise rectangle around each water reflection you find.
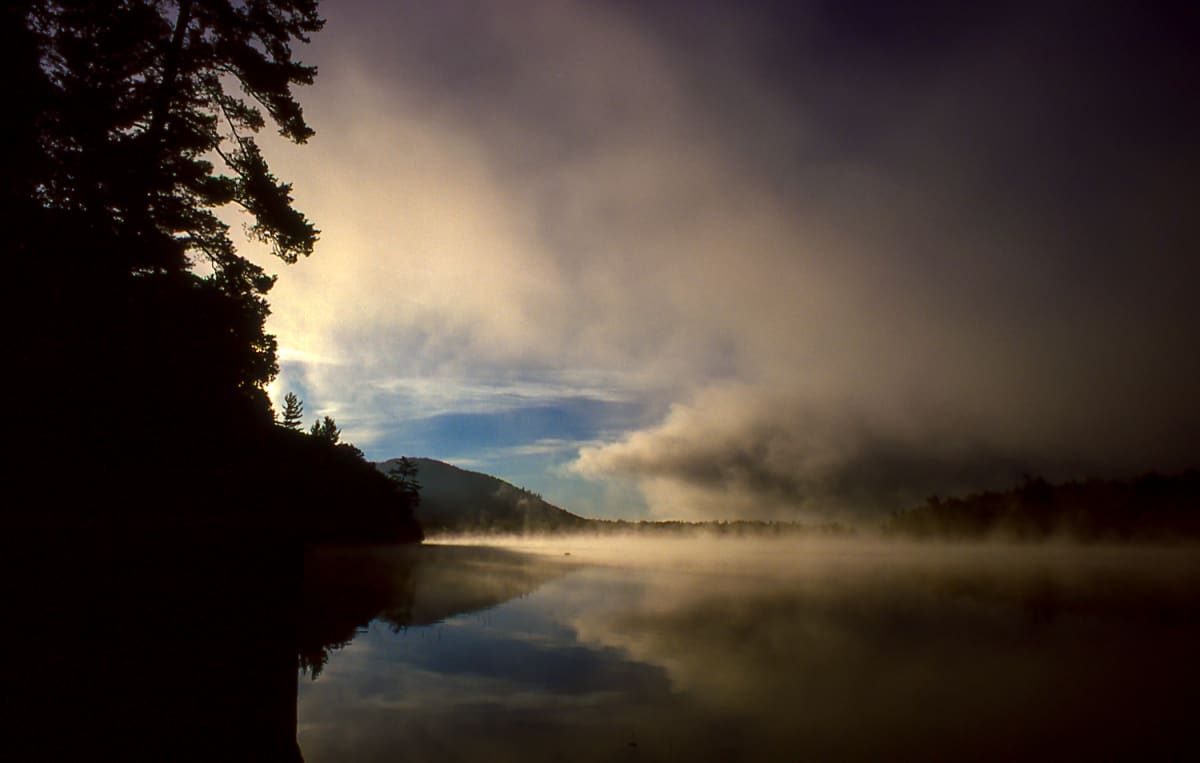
[568,544,1200,762]
[10,535,306,761]
[299,540,1200,763]
[10,536,1199,760]
[299,544,571,677]
[8,535,560,762]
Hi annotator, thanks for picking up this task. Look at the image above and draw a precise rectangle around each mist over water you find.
[298,537,1200,762]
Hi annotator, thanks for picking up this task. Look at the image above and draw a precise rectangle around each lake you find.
[296,538,1200,762]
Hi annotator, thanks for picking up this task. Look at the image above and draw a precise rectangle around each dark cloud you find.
[257,2,1200,518]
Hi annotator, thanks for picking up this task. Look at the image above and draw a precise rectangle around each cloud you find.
[238,1,1199,517]
[571,386,1029,519]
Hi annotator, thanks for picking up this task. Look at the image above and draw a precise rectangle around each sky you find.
[239,0,1200,521]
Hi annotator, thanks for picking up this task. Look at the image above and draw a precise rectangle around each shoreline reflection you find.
[9,536,561,762]
[300,540,1200,763]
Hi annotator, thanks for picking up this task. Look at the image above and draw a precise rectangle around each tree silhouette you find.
[35,0,322,261]
[16,0,322,406]
[387,457,422,507]
[310,416,341,445]
[9,3,423,547]
[280,393,305,431]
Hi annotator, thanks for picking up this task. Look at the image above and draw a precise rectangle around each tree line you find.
[6,1,420,544]
[885,471,1200,541]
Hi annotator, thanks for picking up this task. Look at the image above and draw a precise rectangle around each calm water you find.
[296,539,1200,762]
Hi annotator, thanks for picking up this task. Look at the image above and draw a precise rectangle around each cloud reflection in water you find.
[298,539,1200,762]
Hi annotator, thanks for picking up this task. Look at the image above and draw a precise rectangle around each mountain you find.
[375,458,592,535]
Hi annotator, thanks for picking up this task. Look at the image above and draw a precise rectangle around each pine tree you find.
[309,416,340,445]
[17,0,324,400]
[280,392,304,430]
[387,457,421,506]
